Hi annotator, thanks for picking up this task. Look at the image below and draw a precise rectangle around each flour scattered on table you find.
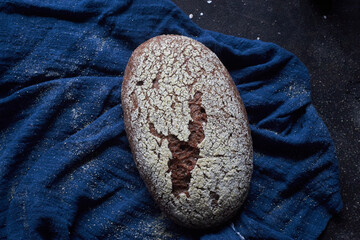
[323,15,327,19]
[189,13,193,19]
[200,12,204,16]
[256,36,260,40]
[207,0,212,4]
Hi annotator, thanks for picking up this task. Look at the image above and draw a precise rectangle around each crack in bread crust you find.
[121,35,253,228]
[148,91,207,198]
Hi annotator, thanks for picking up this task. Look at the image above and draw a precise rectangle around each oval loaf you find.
[121,35,253,228]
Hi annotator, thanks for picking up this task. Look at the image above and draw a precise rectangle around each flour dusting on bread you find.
[121,35,252,228]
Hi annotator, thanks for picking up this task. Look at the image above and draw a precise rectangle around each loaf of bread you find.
[121,35,253,228]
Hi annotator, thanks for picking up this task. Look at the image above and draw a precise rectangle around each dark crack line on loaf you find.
[148,91,207,198]
[210,191,220,207]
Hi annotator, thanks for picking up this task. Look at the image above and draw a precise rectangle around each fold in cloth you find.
[0,0,342,239]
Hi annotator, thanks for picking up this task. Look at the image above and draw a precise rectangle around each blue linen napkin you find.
[0,0,342,239]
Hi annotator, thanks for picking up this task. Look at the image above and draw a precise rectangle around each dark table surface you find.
[171,0,360,239]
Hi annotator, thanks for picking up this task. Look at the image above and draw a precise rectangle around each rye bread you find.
[121,35,253,228]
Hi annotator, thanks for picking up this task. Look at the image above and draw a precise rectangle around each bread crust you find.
[121,35,253,228]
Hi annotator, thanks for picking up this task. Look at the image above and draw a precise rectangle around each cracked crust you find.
[121,35,253,228]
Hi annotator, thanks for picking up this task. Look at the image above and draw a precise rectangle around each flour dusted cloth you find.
[0,0,342,239]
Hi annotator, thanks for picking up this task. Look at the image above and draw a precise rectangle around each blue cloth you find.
[0,0,342,239]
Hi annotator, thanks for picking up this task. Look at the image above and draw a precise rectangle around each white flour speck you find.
[207,0,212,3]
[256,37,260,40]
[231,223,245,240]
[200,12,204,16]
[189,13,193,19]
[323,15,327,19]
[72,108,81,119]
